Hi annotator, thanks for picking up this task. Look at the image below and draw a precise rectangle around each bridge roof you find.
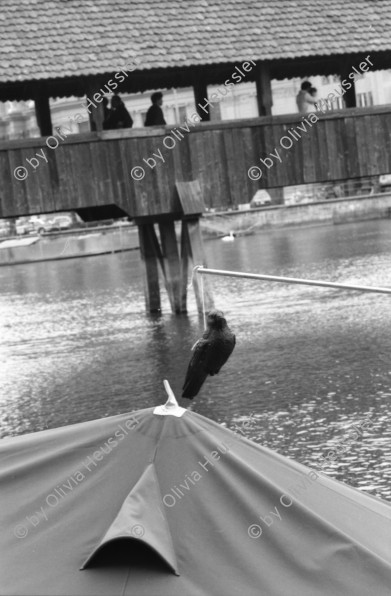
[1,0,390,98]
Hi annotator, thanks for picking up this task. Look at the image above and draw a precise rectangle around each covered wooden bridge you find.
[1,0,391,312]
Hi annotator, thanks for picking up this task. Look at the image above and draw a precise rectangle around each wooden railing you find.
[1,105,390,220]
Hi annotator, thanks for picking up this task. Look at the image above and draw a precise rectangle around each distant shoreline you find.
[201,192,391,237]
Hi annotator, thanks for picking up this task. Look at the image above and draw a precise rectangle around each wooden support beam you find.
[255,63,273,116]
[158,221,184,313]
[85,79,105,132]
[34,96,53,136]
[138,224,162,313]
[33,90,59,187]
[183,218,214,313]
[193,81,210,121]
[340,62,357,108]
[179,221,190,312]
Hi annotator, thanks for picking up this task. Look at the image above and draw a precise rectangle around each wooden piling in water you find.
[182,219,214,312]
[158,220,182,314]
[137,215,213,314]
[138,224,162,313]
[136,181,214,314]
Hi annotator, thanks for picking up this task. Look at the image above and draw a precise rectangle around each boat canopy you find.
[1,397,390,595]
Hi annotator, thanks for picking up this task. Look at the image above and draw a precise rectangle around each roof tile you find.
[0,0,389,83]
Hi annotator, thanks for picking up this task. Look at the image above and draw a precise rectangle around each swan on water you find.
[221,231,236,242]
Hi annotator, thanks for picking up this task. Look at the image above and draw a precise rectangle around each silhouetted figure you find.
[145,92,166,126]
[105,95,133,129]
[182,310,236,399]
[102,97,111,130]
[296,81,317,113]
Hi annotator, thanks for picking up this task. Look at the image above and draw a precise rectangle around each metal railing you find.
[194,266,391,296]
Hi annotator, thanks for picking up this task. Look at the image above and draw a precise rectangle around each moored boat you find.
[0,223,139,266]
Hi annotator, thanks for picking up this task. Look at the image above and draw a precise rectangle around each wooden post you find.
[340,61,357,108]
[193,81,210,121]
[85,79,105,132]
[254,63,273,116]
[183,218,214,312]
[34,95,59,185]
[137,216,210,315]
[179,221,190,312]
[34,96,53,136]
[158,221,183,313]
[138,224,161,313]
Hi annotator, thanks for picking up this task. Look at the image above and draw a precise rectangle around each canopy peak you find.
[153,380,187,418]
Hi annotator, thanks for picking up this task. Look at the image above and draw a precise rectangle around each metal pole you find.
[195,266,391,296]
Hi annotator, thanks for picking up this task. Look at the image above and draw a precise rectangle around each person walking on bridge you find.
[145,91,166,126]
[296,81,318,113]
[105,95,133,129]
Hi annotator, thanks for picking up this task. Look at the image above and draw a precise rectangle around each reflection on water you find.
[0,220,390,501]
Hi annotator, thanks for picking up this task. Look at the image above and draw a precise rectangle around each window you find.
[178,105,188,123]
[333,96,344,110]
[321,75,340,85]
[78,121,90,133]
[357,92,373,107]
[210,102,222,121]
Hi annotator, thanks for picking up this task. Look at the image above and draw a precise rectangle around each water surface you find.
[1,219,390,501]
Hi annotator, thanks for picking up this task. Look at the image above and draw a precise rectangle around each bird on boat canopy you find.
[182,310,236,399]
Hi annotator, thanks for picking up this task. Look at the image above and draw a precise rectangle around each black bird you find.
[182,310,236,399]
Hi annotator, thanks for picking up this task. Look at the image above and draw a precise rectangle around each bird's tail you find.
[182,371,208,399]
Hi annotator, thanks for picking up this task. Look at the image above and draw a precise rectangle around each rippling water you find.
[0,220,390,501]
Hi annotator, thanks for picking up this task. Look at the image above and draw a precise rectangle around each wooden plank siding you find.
[1,105,391,220]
